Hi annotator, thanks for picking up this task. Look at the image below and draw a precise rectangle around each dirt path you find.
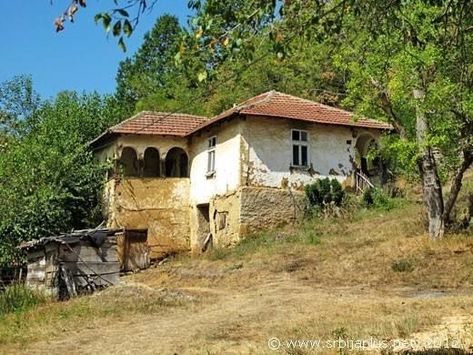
[20,275,319,354]
[12,273,473,355]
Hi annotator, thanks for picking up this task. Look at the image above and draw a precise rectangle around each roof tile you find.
[90,91,392,148]
[109,111,207,136]
[190,91,393,133]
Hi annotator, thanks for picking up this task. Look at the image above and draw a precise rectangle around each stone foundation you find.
[191,186,305,250]
[239,186,305,236]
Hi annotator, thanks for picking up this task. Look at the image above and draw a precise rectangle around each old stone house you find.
[90,91,392,259]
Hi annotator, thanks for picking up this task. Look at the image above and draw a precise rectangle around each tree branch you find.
[443,148,473,224]
[370,78,408,139]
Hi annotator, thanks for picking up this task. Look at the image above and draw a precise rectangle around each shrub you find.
[391,258,416,273]
[0,283,47,316]
[362,187,396,210]
[305,178,346,208]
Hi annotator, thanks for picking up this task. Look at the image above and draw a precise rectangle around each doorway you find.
[196,204,211,251]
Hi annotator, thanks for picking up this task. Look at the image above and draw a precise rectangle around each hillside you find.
[0,179,472,354]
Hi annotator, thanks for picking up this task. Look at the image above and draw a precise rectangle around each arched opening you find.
[143,147,160,177]
[165,147,189,177]
[355,134,380,177]
[119,147,139,177]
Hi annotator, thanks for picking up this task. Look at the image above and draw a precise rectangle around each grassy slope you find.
[0,178,472,354]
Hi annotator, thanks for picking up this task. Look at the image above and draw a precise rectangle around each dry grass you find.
[1,186,473,354]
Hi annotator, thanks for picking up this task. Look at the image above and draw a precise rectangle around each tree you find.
[0,75,40,139]
[115,15,183,114]
[0,91,120,265]
[329,1,473,238]
[54,0,154,51]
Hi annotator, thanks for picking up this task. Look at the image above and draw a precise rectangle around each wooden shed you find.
[116,229,150,272]
[20,228,150,299]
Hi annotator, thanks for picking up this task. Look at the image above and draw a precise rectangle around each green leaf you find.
[94,13,103,24]
[112,21,122,37]
[197,71,208,82]
[102,14,112,32]
[114,9,129,17]
[118,37,127,52]
[123,20,133,37]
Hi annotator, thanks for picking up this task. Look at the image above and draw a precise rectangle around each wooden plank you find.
[60,261,120,279]
[73,272,120,287]
[59,244,119,263]
[117,230,150,272]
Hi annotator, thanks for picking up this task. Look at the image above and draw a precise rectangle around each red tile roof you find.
[90,91,392,148]
[109,111,207,136]
[90,111,207,147]
[190,91,392,133]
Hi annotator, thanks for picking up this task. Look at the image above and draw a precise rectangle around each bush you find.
[391,258,416,273]
[0,283,47,316]
[305,178,346,208]
[362,187,396,210]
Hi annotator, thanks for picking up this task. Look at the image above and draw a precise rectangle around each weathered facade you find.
[90,91,392,257]
[20,228,149,298]
[21,229,121,299]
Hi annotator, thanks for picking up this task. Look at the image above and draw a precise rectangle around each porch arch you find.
[143,147,160,177]
[119,147,139,177]
[165,147,189,177]
[355,133,380,177]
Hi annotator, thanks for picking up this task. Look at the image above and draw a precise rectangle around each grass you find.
[0,283,47,317]
[0,283,194,347]
[1,180,473,353]
[392,257,416,273]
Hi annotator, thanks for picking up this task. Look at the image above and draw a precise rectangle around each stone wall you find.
[107,177,191,260]
[239,186,305,236]
[209,191,241,248]
[195,186,305,249]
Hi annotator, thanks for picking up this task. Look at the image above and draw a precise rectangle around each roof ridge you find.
[139,111,208,120]
[233,91,275,113]
[107,110,208,135]
[273,91,385,123]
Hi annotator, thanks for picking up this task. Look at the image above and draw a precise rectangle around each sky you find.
[0,1,193,99]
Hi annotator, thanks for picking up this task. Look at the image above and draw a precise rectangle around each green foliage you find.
[0,75,40,138]
[301,231,321,246]
[0,283,47,316]
[305,178,345,209]
[0,87,121,265]
[115,15,184,115]
[391,258,416,273]
[362,187,397,211]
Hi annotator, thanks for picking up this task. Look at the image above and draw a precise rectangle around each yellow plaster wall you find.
[107,178,191,259]
[209,191,241,248]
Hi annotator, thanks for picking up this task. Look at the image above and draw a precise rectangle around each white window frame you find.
[291,129,309,167]
[206,136,217,176]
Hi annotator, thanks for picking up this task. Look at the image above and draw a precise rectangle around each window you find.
[207,136,216,174]
[291,129,309,167]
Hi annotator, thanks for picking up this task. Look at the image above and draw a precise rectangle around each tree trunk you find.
[443,149,473,225]
[414,89,445,239]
